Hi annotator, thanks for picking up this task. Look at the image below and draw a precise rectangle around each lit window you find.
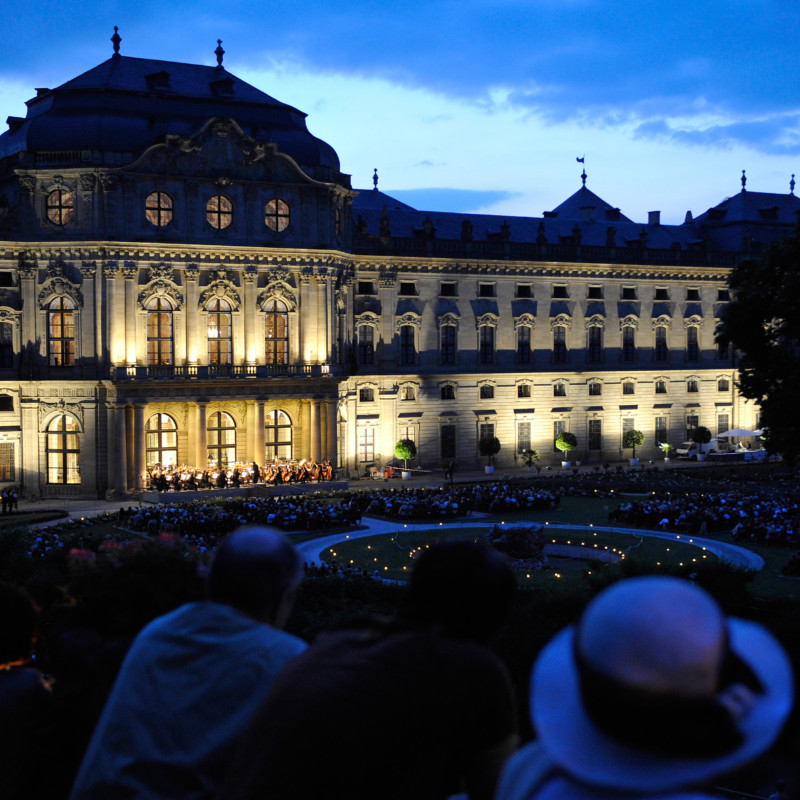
[265,299,288,365]
[146,297,173,366]
[265,199,290,232]
[207,298,232,365]
[48,297,75,367]
[265,410,292,461]
[207,411,236,468]
[145,191,173,227]
[400,385,416,401]
[207,195,233,229]
[145,413,177,468]
[46,189,74,226]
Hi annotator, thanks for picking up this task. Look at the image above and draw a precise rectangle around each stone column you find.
[185,265,200,364]
[133,403,146,490]
[300,400,311,459]
[115,403,128,493]
[243,267,257,365]
[125,404,135,489]
[19,258,37,375]
[325,400,337,464]
[255,401,266,463]
[299,272,312,363]
[124,263,138,365]
[196,401,208,467]
[310,400,322,462]
[80,262,97,378]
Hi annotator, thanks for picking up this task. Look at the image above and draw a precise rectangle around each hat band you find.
[573,631,763,757]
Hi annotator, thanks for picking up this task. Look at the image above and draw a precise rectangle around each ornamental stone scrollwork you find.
[207,267,234,285]
[45,259,69,280]
[200,280,241,311]
[395,313,421,333]
[103,261,119,278]
[263,265,292,287]
[438,313,460,329]
[38,278,82,310]
[379,264,397,288]
[79,173,96,197]
[0,307,21,324]
[39,400,84,429]
[138,279,183,311]
[18,252,38,278]
[619,314,639,331]
[257,284,296,312]
[355,312,380,329]
[550,313,572,331]
[98,173,116,191]
[184,264,200,281]
[18,175,36,194]
[121,261,138,279]
[586,314,606,330]
[652,315,672,331]
[475,313,499,330]
[147,263,175,283]
[299,267,313,285]
[683,315,704,329]
[242,266,258,284]
[80,261,97,278]
[514,313,536,330]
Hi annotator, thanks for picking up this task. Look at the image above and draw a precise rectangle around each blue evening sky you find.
[2,1,798,223]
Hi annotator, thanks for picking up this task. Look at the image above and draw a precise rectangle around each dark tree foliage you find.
[717,220,800,465]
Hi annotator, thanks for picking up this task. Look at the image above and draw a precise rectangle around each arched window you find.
[553,325,567,363]
[655,326,669,361]
[206,195,233,229]
[265,409,292,461]
[686,327,699,361]
[146,297,173,365]
[46,189,74,226]
[207,298,232,365]
[265,299,289,364]
[265,199,290,232]
[47,414,80,484]
[399,325,416,366]
[145,191,174,227]
[357,325,375,365]
[48,296,75,367]
[208,411,236,467]
[145,413,177,468]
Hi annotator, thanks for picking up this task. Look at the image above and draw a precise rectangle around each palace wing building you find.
[0,40,797,497]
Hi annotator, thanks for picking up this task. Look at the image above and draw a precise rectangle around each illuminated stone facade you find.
[0,46,797,496]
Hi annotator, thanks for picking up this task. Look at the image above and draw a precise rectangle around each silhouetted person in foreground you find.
[219,540,519,800]
[70,526,307,800]
[496,576,794,800]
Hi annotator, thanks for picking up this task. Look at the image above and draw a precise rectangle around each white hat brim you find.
[532,617,794,793]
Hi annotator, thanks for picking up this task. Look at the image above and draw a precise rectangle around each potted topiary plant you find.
[555,431,577,468]
[691,425,713,461]
[659,442,673,463]
[394,438,417,479]
[623,429,645,466]
[521,448,540,472]
[479,435,501,474]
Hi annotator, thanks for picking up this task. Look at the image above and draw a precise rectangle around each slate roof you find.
[0,55,341,174]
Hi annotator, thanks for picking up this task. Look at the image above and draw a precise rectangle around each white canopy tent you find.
[717,428,762,438]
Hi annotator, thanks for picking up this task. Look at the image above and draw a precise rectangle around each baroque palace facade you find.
[0,37,798,497]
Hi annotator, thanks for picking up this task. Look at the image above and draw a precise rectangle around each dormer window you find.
[265,199,290,232]
[46,189,74,226]
[207,195,233,230]
[145,192,173,228]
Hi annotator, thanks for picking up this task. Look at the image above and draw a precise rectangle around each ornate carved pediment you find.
[514,313,535,329]
[18,251,37,277]
[138,280,183,310]
[258,284,296,312]
[200,280,241,310]
[586,314,606,330]
[355,312,380,328]
[652,315,672,331]
[39,399,84,429]
[438,313,460,328]
[396,313,421,332]
[379,264,397,288]
[0,305,21,322]
[620,314,639,331]
[38,277,82,310]
[45,258,69,280]
[476,313,499,329]
[263,265,293,287]
[147,263,175,283]
[684,315,704,329]
[550,314,572,330]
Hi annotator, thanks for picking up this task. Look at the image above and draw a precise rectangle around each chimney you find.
[648,210,661,226]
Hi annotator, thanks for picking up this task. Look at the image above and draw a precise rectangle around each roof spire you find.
[741,169,747,192]
[111,26,121,56]
[791,174,796,195]
[215,39,225,67]
[581,168,587,188]
[373,168,379,190]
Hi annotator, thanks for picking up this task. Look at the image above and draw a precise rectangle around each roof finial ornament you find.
[215,39,225,67]
[741,169,747,192]
[373,168,379,190]
[111,26,121,56]
[791,174,796,195]
[581,168,587,188]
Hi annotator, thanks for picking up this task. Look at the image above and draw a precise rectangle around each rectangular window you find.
[441,425,456,459]
[0,323,13,368]
[655,287,670,301]
[655,327,669,362]
[357,281,375,295]
[553,383,566,397]
[686,327,699,361]
[553,420,566,452]
[480,384,495,399]
[478,283,496,298]
[687,379,699,393]
[718,378,730,392]
[622,381,635,395]
[399,282,417,296]
[517,326,532,364]
[718,414,730,435]
[441,385,455,400]
[516,284,533,298]
[686,415,699,438]
[717,339,730,360]
[588,419,601,450]
[0,442,14,481]
[687,288,701,301]
[358,427,375,463]
[400,385,416,401]
[553,326,567,363]
[440,325,456,365]
[621,286,637,300]
[588,286,603,299]
[587,326,603,363]
[440,282,457,297]
[517,383,531,398]
[517,422,531,453]
[717,289,730,302]
[553,285,569,298]
[399,326,416,365]
[655,417,668,444]
[359,387,374,402]
[357,326,375,365]
[479,326,495,364]
[655,380,667,394]
[588,382,602,396]
[479,423,495,443]
[622,419,635,443]
[399,425,416,445]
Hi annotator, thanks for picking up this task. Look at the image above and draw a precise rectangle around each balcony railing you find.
[109,363,335,381]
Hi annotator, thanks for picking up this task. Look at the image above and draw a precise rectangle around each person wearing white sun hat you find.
[496,576,794,800]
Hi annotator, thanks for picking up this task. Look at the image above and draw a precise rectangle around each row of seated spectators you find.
[609,490,800,547]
